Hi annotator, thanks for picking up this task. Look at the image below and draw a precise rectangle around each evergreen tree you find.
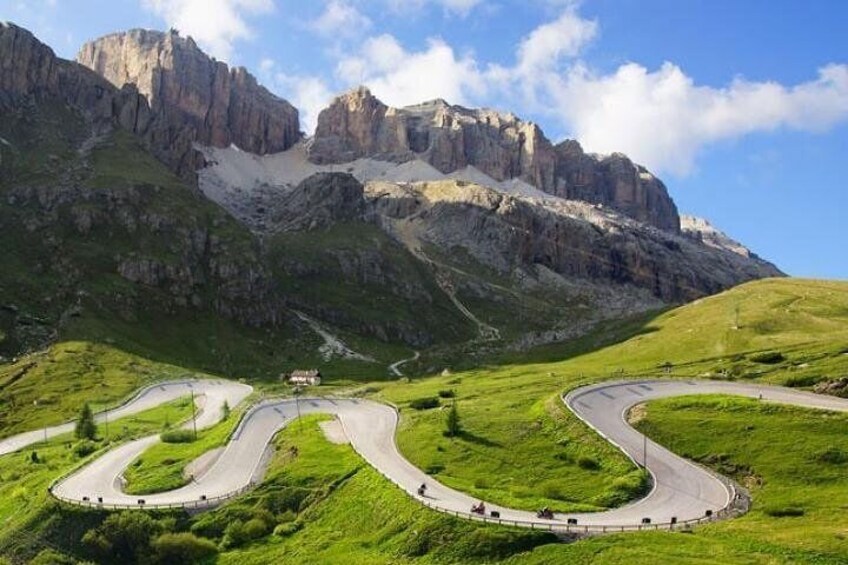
[445,401,461,437]
[75,402,97,440]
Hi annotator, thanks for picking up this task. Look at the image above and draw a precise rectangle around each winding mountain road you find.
[3,378,847,530]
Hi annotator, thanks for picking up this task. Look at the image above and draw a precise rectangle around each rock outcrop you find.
[554,141,680,232]
[76,28,300,175]
[365,180,780,303]
[309,87,679,232]
[274,173,367,231]
[0,22,153,136]
[680,215,754,258]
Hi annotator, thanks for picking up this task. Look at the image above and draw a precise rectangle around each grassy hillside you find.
[372,278,848,512]
[507,395,848,564]
[0,101,443,381]
[0,396,194,557]
[0,278,846,563]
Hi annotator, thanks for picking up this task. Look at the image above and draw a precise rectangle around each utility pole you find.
[294,386,303,431]
[643,433,648,469]
[191,388,198,441]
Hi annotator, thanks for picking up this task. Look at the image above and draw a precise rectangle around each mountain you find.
[76,29,301,178]
[0,23,782,376]
[681,215,757,258]
[308,87,680,232]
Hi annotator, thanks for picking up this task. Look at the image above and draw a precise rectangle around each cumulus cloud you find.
[336,34,487,107]
[536,61,848,175]
[310,1,371,38]
[515,8,597,77]
[141,0,273,61]
[259,59,334,133]
[384,0,484,17]
[255,4,848,173]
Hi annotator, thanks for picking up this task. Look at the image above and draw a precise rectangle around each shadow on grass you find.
[447,430,503,448]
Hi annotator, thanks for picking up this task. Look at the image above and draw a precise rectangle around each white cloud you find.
[255,5,848,174]
[141,0,273,62]
[384,0,483,17]
[259,60,334,133]
[541,61,848,175]
[310,1,371,38]
[515,8,597,77]
[336,34,486,107]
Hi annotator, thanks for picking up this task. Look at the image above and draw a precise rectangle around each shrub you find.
[577,456,600,471]
[764,506,805,517]
[74,440,98,457]
[750,351,785,364]
[29,550,76,565]
[161,429,196,443]
[784,375,823,388]
[221,520,247,549]
[410,397,440,410]
[152,533,218,564]
[273,522,301,537]
[437,389,456,398]
[82,511,164,562]
[815,447,848,464]
[243,517,270,539]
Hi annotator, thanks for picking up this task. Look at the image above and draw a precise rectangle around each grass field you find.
[372,278,848,513]
[503,394,848,564]
[0,396,194,552]
[1,278,847,563]
[0,341,203,439]
[123,400,247,495]
[214,414,556,564]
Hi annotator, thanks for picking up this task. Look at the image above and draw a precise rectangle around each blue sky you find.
[3,0,847,279]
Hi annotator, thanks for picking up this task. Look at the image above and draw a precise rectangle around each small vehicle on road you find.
[536,507,554,519]
[471,502,486,515]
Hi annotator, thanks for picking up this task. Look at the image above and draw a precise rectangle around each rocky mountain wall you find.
[76,29,301,169]
[309,87,680,232]
[0,23,152,134]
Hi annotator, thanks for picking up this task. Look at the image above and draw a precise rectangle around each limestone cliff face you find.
[555,140,680,232]
[76,29,300,174]
[0,22,152,134]
[309,87,679,232]
[365,180,780,303]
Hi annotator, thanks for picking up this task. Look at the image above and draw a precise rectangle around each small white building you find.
[287,369,322,386]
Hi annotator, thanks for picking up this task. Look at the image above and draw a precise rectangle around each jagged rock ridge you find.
[681,215,755,258]
[308,87,680,232]
[76,28,301,176]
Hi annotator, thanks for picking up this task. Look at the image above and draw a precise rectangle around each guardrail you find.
[48,481,257,511]
[49,389,752,532]
[337,397,748,534]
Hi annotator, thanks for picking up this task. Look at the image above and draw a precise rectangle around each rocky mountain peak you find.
[308,89,679,232]
[76,28,301,161]
[681,215,754,258]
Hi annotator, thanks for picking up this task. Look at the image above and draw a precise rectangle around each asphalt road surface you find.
[0,380,253,457]
[4,378,847,529]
